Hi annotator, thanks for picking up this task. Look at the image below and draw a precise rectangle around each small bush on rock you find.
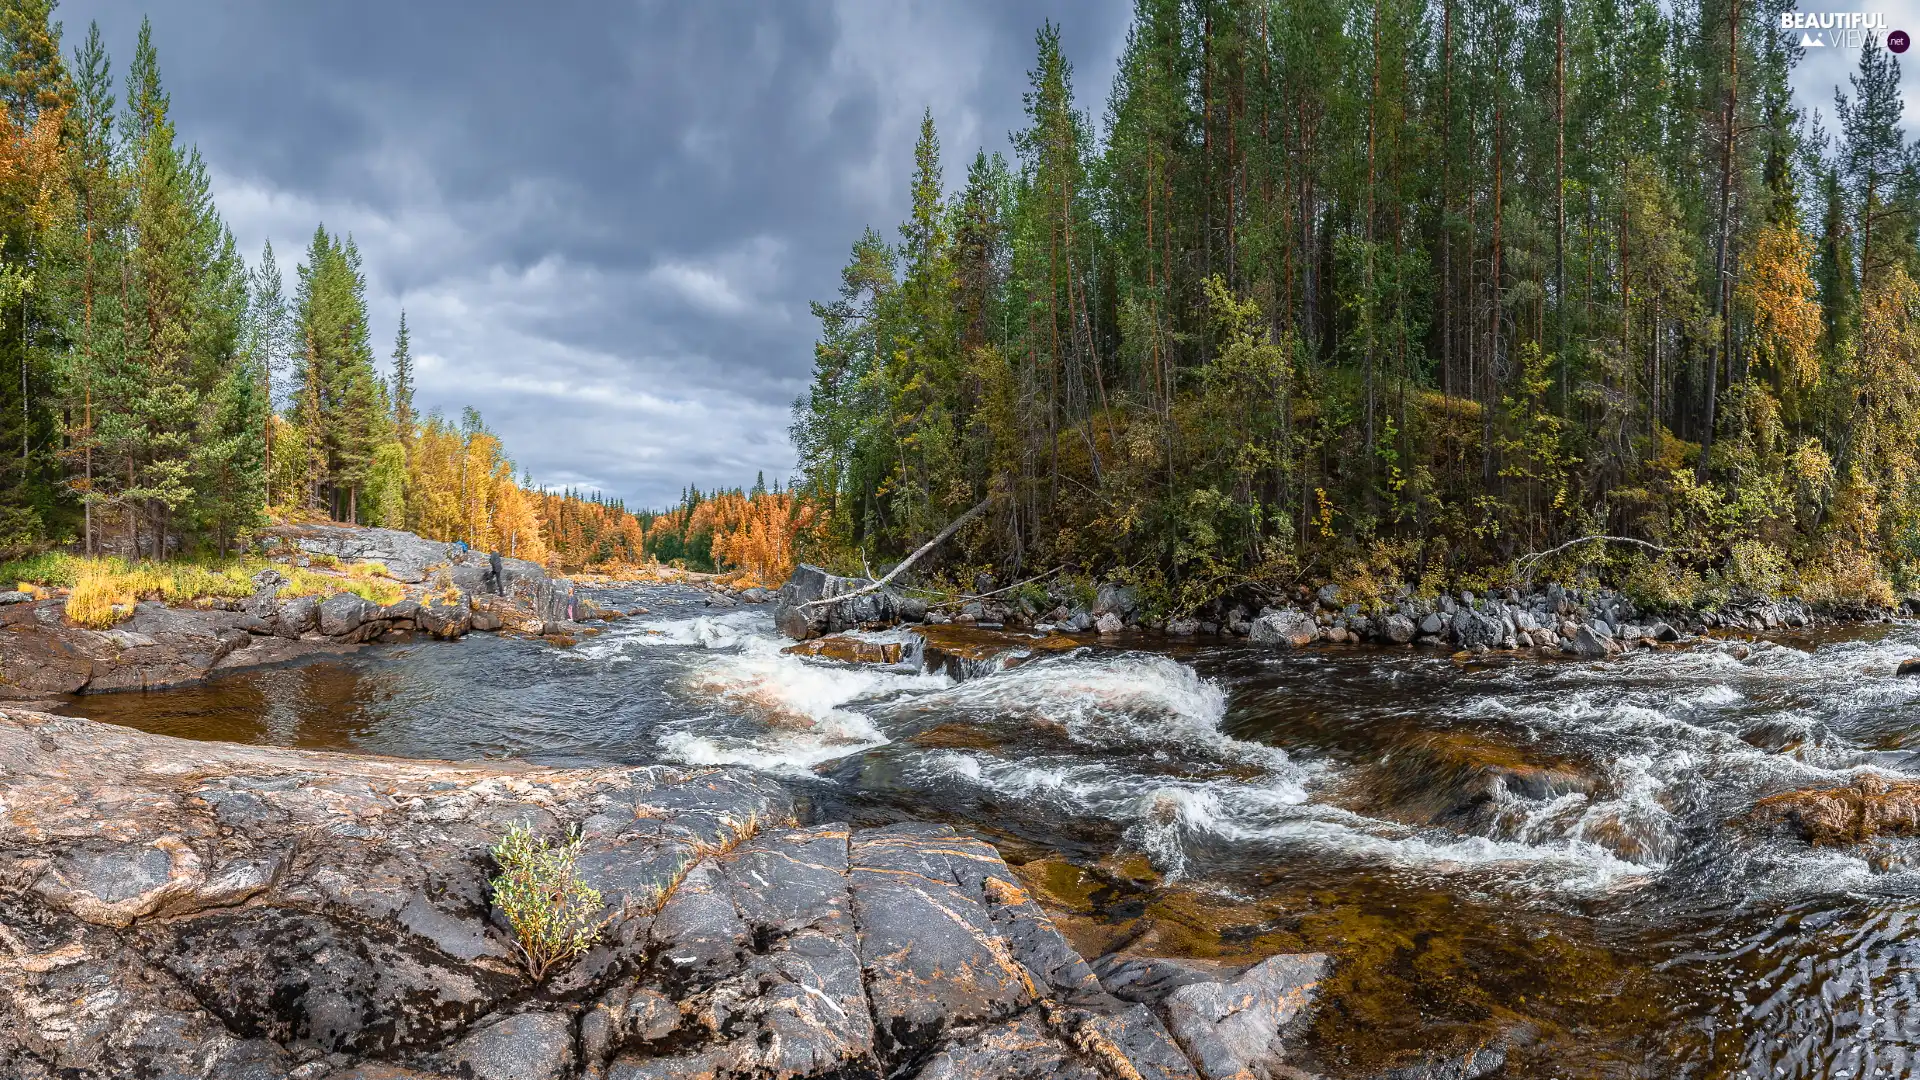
[489,823,604,980]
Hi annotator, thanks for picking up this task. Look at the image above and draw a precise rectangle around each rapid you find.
[59,582,1920,1077]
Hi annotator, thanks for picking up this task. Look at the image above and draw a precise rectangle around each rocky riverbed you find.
[0,708,1342,1080]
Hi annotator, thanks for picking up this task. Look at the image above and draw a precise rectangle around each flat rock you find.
[1751,774,1920,845]
[0,709,1243,1079]
[444,1011,576,1080]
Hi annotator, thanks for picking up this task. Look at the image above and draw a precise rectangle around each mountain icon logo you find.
[1801,31,1824,45]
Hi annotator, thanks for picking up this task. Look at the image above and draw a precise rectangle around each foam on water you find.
[611,609,949,775]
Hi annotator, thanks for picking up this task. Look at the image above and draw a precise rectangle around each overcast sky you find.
[53,1,1919,508]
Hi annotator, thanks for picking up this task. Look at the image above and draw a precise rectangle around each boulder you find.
[1167,616,1200,636]
[1095,582,1140,619]
[1419,613,1446,636]
[1648,621,1681,643]
[773,564,903,640]
[1566,625,1608,659]
[1452,610,1503,651]
[1898,659,1920,678]
[318,592,376,639]
[0,589,32,604]
[1096,611,1126,636]
[1161,953,1330,1080]
[418,595,472,639]
[1383,613,1417,644]
[1250,610,1318,648]
[274,595,319,638]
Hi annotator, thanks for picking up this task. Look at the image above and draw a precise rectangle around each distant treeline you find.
[793,1,1920,611]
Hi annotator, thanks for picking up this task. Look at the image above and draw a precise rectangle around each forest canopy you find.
[791,1,1920,612]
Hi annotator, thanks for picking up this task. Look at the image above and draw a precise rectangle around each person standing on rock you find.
[489,550,504,595]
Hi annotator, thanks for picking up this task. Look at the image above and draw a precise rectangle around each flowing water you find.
[57,584,1920,1078]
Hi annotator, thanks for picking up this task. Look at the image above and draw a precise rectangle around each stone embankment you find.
[0,525,586,701]
[0,709,1340,1080]
[773,563,1920,659]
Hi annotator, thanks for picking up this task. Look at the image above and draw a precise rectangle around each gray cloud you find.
[60,0,1128,505]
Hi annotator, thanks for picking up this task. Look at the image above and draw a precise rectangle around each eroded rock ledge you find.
[0,710,1330,1080]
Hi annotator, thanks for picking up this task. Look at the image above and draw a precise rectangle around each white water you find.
[575,595,1920,900]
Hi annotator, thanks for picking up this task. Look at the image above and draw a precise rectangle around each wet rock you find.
[1168,616,1200,636]
[910,1014,1098,1079]
[443,1011,576,1080]
[1250,609,1318,648]
[1648,621,1681,643]
[1161,953,1329,1080]
[1751,774,1920,845]
[1897,658,1920,678]
[737,586,773,603]
[784,633,904,665]
[1093,953,1250,1004]
[470,609,503,632]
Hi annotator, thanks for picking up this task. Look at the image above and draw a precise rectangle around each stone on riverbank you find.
[0,709,1228,1079]
[1249,609,1318,647]
[772,563,909,640]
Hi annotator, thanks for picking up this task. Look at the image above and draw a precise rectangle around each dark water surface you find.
[61,584,1920,1078]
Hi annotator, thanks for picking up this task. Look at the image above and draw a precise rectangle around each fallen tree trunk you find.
[800,490,999,610]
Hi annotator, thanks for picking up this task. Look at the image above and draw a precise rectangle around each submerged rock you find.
[783,633,904,666]
[1750,774,1920,845]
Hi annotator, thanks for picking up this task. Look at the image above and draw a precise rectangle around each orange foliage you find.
[707,491,818,585]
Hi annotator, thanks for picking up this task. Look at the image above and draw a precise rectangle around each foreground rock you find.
[1750,774,1920,846]
[0,709,1348,1079]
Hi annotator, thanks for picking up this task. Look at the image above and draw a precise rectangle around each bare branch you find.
[1514,535,1696,579]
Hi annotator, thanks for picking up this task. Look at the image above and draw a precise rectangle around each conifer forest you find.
[792,0,1920,613]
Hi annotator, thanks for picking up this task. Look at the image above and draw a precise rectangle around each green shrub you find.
[489,823,605,980]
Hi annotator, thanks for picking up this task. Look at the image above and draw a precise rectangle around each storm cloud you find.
[59,0,1128,506]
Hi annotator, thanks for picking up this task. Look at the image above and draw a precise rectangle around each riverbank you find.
[0,707,1344,1080]
[774,562,1920,660]
[0,524,599,702]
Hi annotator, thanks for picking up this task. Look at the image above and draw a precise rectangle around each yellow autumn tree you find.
[1738,221,1823,394]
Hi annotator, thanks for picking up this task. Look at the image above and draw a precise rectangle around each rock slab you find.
[0,709,1220,1080]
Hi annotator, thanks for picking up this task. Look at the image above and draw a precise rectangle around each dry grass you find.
[279,563,404,607]
[56,557,258,629]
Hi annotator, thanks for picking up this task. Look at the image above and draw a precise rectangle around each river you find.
[56,583,1920,1077]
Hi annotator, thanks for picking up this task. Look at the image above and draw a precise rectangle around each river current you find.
[57,583,1920,1077]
